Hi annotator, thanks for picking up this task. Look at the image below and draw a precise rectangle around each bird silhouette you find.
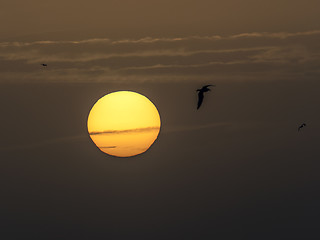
[298,123,306,131]
[196,85,215,109]
[41,64,47,67]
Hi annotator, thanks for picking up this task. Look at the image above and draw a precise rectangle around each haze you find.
[1,1,320,239]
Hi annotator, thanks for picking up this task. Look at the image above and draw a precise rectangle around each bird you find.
[41,64,47,67]
[298,123,306,131]
[196,84,215,109]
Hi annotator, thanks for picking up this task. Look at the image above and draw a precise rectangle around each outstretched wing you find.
[197,91,204,109]
[203,84,214,88]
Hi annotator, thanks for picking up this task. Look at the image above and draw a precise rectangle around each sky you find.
[1,1,320,239]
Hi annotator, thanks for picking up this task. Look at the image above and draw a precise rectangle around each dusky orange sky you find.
[1,1,320,239]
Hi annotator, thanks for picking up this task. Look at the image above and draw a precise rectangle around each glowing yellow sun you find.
[87,91,161,157]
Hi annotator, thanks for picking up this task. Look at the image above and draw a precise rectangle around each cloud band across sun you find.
[89,127,160,136]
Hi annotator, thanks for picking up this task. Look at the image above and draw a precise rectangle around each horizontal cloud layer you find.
[1,30,320,83]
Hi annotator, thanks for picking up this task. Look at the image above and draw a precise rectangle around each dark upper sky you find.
[1,1,320,239]
[1,0,320,39]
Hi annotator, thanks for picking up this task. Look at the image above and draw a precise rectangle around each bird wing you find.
[197,91,204,109]
[203,84,215,88]
[298,124,306,131]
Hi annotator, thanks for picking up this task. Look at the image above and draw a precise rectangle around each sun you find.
[87,91,161,157]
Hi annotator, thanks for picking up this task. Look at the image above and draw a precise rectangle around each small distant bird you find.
[196,85,215,109]
[298,123,306,131]
[41,64,47,67]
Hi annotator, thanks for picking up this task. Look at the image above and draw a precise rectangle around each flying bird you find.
[41,64,47,67]
[298,123,306,131]
[196,84,215,109]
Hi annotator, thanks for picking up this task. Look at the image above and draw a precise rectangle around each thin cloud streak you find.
[120,60,252,71]
[1,30,320,47]
[0,38,111,47]
[89,127,160,135]
[163,122,232,134]
[0,46,274,64]
[0,134,87,152]
[111,37,185,45]
[230,30,320,39]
